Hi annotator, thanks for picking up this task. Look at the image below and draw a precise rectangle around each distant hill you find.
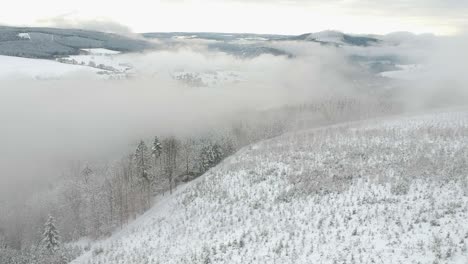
[0,26,155,59]
[143,30,381,47]
[141,31,383,58]
[283,30,380,46]
[0,27,385,60]
[142,32,293,58]
[0,27,417,74]
[142,32,290,42]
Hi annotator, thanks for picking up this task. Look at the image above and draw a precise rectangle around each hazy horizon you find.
[1,0,467,36]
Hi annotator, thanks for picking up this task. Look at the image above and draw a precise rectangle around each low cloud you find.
[37,13,134,36]
[0,44,357,200]
[1,34,467,203]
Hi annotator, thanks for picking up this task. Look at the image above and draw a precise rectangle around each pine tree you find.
[81,165,93,184]
[162,137,179,194]
[151,137,162,159]
[135,140,151,183]
[200,143,223,173]
[42,215,60,252]
[151,136,163,193]
[135,140,152,208]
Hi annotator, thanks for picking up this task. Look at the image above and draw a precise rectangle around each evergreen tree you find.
[200,143,223,172]
[135,140,152,208]
[42,215,60,252]
[151,136,163,192]
[81,165,93,184]
[151,137,162,159]
[135,140,151,183]
[162,137,179,194]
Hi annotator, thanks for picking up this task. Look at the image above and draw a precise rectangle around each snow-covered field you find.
[380,64,426,80]
[81,48,121,55]
[0,55,107,80]
[53,48,132,79]
[0,48,133,80]
[0,50,247,83]
[72,109,468,264]
[17,33,31,40]
[64,49,130,73]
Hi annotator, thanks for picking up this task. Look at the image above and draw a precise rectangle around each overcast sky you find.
[1,0,467,35]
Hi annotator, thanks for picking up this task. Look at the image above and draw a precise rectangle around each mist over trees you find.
[0,93,403,261]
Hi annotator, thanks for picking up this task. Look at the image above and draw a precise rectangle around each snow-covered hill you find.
[0,47,135,80]
[0,26,154,59]
[72,109,468,264]
[0,55,110,80]
[285,30,380,47]
[60,48,132,76]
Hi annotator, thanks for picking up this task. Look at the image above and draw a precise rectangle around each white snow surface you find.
[81,48,121,55]
[17,33,31,40]
[65,54,130,73]
[380,64,426,80]
[0,55,106,80]
[72,109,468,264]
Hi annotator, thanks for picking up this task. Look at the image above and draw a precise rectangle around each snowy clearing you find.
[81,48,121,55]
[17,33,31,40]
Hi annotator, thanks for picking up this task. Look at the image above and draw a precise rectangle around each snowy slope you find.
[64,53,131,73]
[72,109,468,264]
[0,55,109,80]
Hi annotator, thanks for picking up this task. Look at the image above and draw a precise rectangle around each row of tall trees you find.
[78,135,229,237]
[6,135,234,251]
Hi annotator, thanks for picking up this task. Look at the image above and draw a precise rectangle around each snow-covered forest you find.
[0,94,403,263]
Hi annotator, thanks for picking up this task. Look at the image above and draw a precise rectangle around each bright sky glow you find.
[1,0,466,35]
